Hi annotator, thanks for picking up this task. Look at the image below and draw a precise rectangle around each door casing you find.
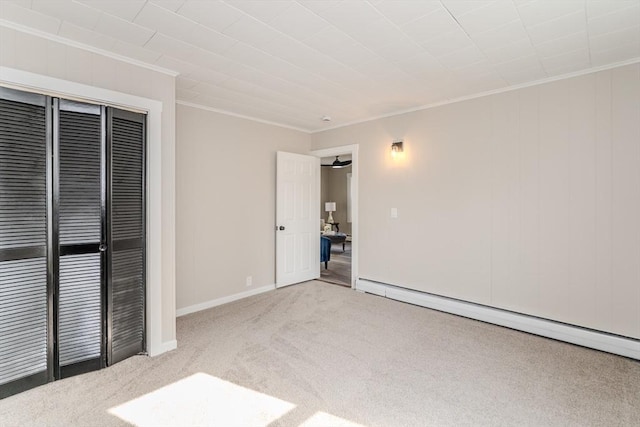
[310,144,359,289]
[0,67,168,359]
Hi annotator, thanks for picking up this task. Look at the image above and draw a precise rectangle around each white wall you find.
[321,167,330,225]
[311,63,640,340]
[0,26,177,348]
[176,104,311,312]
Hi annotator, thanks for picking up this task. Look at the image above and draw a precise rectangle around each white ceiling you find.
[1,0,639,132]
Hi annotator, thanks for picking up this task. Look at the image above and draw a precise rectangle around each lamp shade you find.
[325,202,336,212]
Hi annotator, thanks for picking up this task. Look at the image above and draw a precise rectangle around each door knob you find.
[279,226,285,230]
[99,243,107,252]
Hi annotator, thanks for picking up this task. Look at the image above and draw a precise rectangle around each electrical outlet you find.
[246,276,252,287]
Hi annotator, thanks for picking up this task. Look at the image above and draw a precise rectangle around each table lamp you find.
[325,202,336,224]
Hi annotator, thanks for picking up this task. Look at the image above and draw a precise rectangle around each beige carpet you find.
[320,242,351,287]
[1,280,639,426]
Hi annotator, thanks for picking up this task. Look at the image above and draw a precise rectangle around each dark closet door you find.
[0,88,147,398]
[0,88,52,398]
[55,100,105,378]
[107,108,145,365]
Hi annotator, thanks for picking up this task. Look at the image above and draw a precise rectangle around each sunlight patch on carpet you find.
[108,373,295,426]
[300,411,367,427]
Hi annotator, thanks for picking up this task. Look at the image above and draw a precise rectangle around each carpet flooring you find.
[1,281,639,426]
[319,242,351,287]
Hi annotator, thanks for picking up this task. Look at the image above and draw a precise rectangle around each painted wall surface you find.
[321,166,352,235]
[320,167,330,228]
[311,63,640,339]
[176,104,311,311]
[0,27,177,345]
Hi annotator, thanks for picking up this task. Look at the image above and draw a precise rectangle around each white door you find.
[276,151,320,288]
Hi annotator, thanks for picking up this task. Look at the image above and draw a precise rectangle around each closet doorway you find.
[0,87,146,399]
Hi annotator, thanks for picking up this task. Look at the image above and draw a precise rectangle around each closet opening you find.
[0,86,146,399]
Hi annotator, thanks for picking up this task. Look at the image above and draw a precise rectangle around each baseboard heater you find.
[356,278,640,361]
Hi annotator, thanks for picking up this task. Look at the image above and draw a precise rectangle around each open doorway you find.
[320,155,352,286]
[311,145,358,289]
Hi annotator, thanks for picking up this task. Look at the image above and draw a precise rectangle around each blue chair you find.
[320,236,331,269]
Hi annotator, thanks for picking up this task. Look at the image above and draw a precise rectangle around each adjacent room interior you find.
[0,1,639,425]
[319,154,353,287]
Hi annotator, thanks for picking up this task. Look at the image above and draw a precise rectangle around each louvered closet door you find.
[0,88,51,398]
[108,108,145,365]
[56,100,105,378]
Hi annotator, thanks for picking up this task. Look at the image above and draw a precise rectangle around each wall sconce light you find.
[391,140,403,158]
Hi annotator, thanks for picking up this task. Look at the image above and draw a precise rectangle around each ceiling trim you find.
[176,100,310,133]
[312,57,640,134]
[2,15,638,135]
[0,19,180,77]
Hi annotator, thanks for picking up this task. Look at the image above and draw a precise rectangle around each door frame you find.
[310,144,359,289]
[0,66,167,356]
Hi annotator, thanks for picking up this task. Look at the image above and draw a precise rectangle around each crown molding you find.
[312,57,640,134]
[0,19,179,77]
[176,100,310,133]
[3,17,636,134]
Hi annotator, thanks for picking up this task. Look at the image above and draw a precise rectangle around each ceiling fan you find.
[322,156,352,168]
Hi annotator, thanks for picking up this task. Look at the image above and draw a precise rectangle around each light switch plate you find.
[391,208,398,218]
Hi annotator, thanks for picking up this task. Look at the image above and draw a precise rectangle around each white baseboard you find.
[160,340,177,354]
[147,339,177,357]
[356,279,640,360]
[176,284,276,317]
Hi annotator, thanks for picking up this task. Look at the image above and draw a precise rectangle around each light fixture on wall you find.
[325,202,336,223]
[391,140,403,158]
